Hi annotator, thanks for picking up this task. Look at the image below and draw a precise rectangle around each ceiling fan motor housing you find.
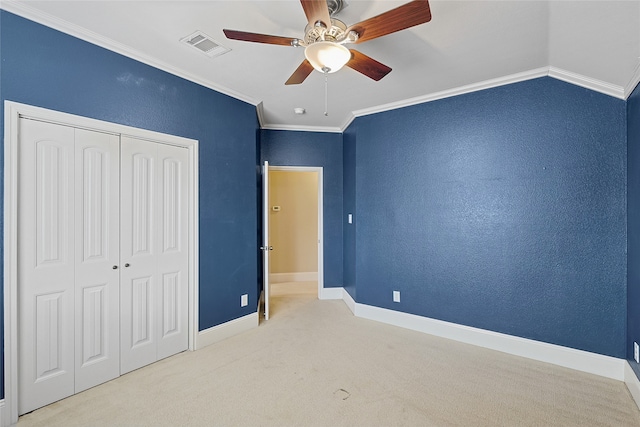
[304,18,348,44]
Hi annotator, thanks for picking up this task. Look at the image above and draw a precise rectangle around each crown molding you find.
[342,66,631,132]
[345,67,550,131]
[255,102,265,128]
[0,0,261,107]
[260,123,343,134]
[624,61,640,98]
[548,67,625,99]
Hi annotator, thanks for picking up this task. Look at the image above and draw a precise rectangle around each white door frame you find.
[3,101,199,426]
[268,166,325,299]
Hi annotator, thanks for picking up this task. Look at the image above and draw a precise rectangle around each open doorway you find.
[264,166,323,319]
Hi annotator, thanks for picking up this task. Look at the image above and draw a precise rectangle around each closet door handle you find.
[124,263,130,267]
[112,265,118,270]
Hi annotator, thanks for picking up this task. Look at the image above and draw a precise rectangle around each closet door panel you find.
[74,129,120,392]
[120,136,158,374]
[157,144,189,359]
[18,119,75,415]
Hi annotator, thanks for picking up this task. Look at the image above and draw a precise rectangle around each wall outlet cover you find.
[241,294,248,307]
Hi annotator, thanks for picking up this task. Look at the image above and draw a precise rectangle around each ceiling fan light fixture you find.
[304,41,351,73]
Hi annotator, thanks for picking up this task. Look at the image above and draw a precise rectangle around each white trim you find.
[256,102,265,129]
[341,67,550,131]
[268,166,325,300]
[319,287,344,300]
[270,272,318,283]
[3,101,199,425]
[351,67,550,118]
[342,288,357,314]
[260,123,343,134]
[352,302,624,381]
[335,288,626,382]
[0,0,260,108]
[3,102,20,427]
[625,61,640,99]
[0,400,5,427]
[548,67,625,99]
[188,131,200,352]
[625,363,640,411]
[195,312,259,350]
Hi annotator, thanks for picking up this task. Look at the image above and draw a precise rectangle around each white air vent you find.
[181,31,230,58]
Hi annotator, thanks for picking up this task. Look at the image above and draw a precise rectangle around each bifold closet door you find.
[120,136,189,374]
[73,128,121,393]
[18,119,120,415]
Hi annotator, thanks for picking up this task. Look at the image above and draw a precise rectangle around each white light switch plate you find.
[241,294,248,307]
[393,291,400,303]
[635,342,639,364]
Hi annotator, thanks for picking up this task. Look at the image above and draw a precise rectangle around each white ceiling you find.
[3,1,640,132]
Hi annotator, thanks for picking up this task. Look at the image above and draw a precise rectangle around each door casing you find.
[3,101,199,426]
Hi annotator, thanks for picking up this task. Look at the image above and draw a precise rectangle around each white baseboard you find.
[625,363,640,410]
[334,289,624,381]
[195,312,259,350]
[319,286,343,300]
[270,272,318,283]
[342,288,356,314]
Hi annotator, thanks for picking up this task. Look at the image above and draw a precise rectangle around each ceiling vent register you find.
[181,31,230,58]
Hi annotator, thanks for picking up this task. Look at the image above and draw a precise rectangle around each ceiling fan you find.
[223,0,432,85]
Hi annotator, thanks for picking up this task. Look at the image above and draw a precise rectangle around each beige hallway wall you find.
[269,171,318,274]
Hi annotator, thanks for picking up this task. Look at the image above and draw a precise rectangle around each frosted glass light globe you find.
[304,41,351,73]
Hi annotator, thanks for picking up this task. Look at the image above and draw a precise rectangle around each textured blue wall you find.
[347,77,627,358]
[260,130,343,287]
[343,126,357,299]
[628,81,640,379]
[0,11,260,398]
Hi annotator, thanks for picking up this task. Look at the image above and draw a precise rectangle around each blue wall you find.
[0,11,260,397]
[260,130,343,287]
[343,126,357,299]
[345,77,627,358]
[628,81,640,379]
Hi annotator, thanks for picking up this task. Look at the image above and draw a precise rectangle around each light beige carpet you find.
[18,282,640,426]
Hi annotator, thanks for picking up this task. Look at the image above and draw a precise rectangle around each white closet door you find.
[120,137,158,374]
[74,129,120,392]
[18,119,76,414]
[156,142,189,360]
[120,137,189,373]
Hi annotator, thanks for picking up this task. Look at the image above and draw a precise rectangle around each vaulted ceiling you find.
[3,1,640,132]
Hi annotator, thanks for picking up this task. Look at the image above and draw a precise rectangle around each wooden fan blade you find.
[223,29,298,46]
[285,59,315,85]
[346,50,392,81]
[300,0,332,29]
[347,0,432,44]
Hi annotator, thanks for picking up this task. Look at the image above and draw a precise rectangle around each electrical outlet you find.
[393,291,400,303]
[241,294,248,307]
[635,342,639,364]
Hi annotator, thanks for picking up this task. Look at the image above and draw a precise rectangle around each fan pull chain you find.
[322,67,330,116]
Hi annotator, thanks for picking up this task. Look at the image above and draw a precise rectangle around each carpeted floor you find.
[18,282,640,426]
